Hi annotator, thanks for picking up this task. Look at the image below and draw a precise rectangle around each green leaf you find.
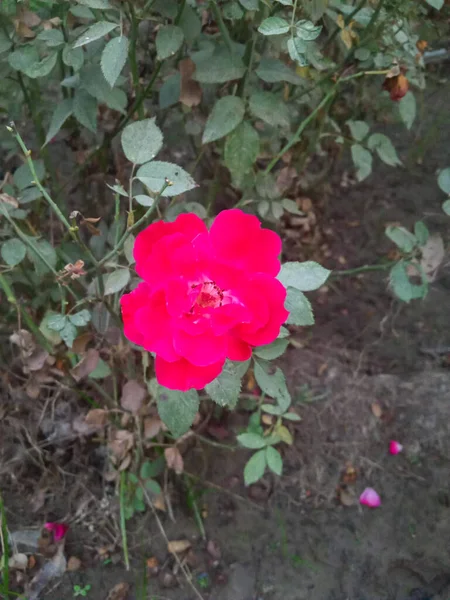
[37,29,65,47]
[283,412,301,421]
[287,37,308,66]
[255,57,301,84]
[27,239,57,276]
[159,73,181,109]
[425,0,444,9]
[80,66,127,113]
[442,200,450,216]
[254,338,289,360]
[1,238,26,267]
[244,450,267,485]
[104,269,130,295]
[254,359,291,412]
[121,118,163,165]
[282,199,303,215]
[157,387,199,438]
[368,133,401,167]
[437,168,450,194]
[296,19,322,40]
[18,188,43,204]
[347,120,369,142]
[351,143,372,181]
[75,0,112,7]
[237,433,267,449]
[224,122,260,183]
[385,225,416,253]
[74,89,97,132]
[275,0,293,5]
[8,46,39,72]
[62,45,84,71]
[414,221,429,246]
[47,313,67,332]
[40,311,63,344]
[205,359,250,408]
[249,91,290,129]
[89,359,111,379]
[258,16,290,35]
[261,404,284,416]
[223,2,244,19]
[0,29,12,54]
[278,261,330,291]
[202,96,245,144]
[354,47,371,61]
[23,53,58,79]
[156,25,184,60]
[239,0,260,8]
[68,309,91,327]
[101,36,129,88]
[137,161,197,197]
[140,457,165,479]
[134,195,154,207]
[44,99,73,146]
[60,320,78,348]
[70,5,95,18]
[285,288,314,326]
[390,261,427,303]
[179,5,201,42]
[398,92,416,130]
[266,446,283,475]
[278,326,290,339]
[14,160,45,191]
[73,21,118,48]
[193,47,245,83]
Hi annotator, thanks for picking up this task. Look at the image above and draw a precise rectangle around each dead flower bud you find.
[59,260,86,280]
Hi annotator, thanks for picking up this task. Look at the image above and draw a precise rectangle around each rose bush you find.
[121,209,289,391]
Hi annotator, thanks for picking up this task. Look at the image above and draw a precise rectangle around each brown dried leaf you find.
[0,193,19,209]
[371,402,383,418]
[26,349,50,372]
[20,9,41,27]
[206,539,221,560]
[85,408,108,428]
[276,166,297,194]
[82,216,101,224]
[72,332,93,354]
[144,417,162,440]
[70,349,99,382]
[106,582,130,600]
[167,539,191,554]
[67,556,82,572]
[179,58,202,107]
[109,429,134,461]
[120,380,147,415]
[10,329,36,356]
[15,21,35,38]
[153,493,166,512]
[118,454,132,471]
[164,447,184,475]
[339,486,356,507]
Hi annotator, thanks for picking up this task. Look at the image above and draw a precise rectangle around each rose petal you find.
[389,440,403,455]
[359,487,381,508]
[155,356,224,390]
[44,522,69,541]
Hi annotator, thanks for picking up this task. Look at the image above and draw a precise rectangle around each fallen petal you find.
[44,522,69,542]
[359,487,381,508]
[389,440,403,455]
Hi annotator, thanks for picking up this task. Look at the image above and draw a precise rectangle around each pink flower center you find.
[192,281,224,309]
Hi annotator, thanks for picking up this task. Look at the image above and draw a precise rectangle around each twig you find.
[140,485,206,600]
[209,1,234,53]
[330,260,396,278]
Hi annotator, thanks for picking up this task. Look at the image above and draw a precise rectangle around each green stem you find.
[210,1,234,52]
[92,181,170,271]
[331,260,397,278]
[119,472,130,571]
[128,1,143,119]
[185,476,206,541]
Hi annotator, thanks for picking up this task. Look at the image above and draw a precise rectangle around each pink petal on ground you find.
[44,522,69,541]
[389,440,403,455]
[359,488,381,508]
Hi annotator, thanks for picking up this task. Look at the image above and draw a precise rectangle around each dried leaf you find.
[0,193,19,209]
[120,380,147,414]
[67,556,82,571]
[70,348,99,381]
[85,408,108,427]
[26,349,50,372]
[10,329,36,356]
[179,58,202,107]
[153,493,166,512]
[72,332,93,354]
[19,9,41,27]
[106,582,130,600]
[26,545,66,600]
[206,539,221,560]
[371,402,383,418]
[109,429,134,461]
[420,234,444,281]
[146,556,159,575]
[339,486,357,506]
[144,417,162,440]
[167,539,191,554]
[276,166,297,194]
[164,447,184,474]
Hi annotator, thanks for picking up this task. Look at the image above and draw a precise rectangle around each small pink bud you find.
[359,487,381,508]
[389,440,403,455]
[44,522,69,541]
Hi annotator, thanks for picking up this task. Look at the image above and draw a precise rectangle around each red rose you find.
[121,209,288,391]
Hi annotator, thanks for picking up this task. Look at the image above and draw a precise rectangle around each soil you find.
[1,78,450,600]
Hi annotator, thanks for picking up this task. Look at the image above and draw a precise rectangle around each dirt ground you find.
[1,78,450,600]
